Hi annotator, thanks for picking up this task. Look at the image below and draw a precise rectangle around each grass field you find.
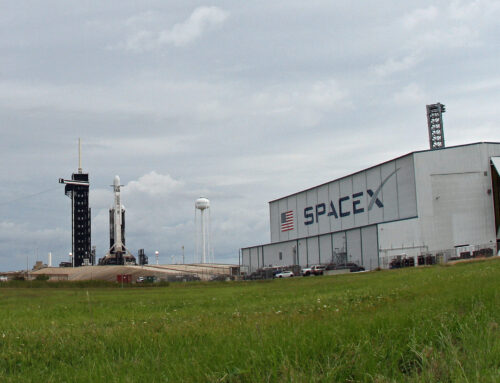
[1,259,499,382]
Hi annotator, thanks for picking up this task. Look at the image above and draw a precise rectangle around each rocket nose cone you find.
[114,175,120,186]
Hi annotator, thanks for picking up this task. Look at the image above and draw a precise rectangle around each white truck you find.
[301,265,325,276]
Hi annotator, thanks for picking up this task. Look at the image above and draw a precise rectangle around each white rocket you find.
[102,174,134,264]
[112,175,124,253]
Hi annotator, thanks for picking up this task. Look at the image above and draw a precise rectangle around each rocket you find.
[112,175,124,253]
[100,174,136,265]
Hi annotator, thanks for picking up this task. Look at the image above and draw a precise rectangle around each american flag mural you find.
[280,211,294,232]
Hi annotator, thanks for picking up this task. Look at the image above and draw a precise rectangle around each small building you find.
[32,261,47,271]
[241,142,500,272]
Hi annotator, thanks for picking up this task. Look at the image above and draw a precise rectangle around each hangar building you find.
[241,142,500,272]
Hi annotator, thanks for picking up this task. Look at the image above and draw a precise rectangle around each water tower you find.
[195,197,211,264]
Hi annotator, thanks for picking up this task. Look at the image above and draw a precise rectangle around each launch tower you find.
[59,139,93,266]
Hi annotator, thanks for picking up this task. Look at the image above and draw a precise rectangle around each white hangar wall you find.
[378,143,500,262]
[269,154,418,242]
[242,225,380,272]
[241,226,379,272]
[416,143,500,249]
[242,142,500,273]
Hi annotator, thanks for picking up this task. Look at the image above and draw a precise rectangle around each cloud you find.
[98,136,196,156]
[402,6,438,29]
[0,221,69,267]
[374,53,421,77]
[124,171,184,196]
[452,77,500,93]
[392,83,427,105]
[124,11,162,28]
[375,1,500,79]
[250,79,349,127]
[413,25,478,50]
[0,78,230,121]
[401,1,500,52]
[449,0,500,21]
[159,6,229,47]
[123,6,229,51]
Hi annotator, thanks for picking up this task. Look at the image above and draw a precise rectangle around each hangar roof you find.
[268,141,500,203]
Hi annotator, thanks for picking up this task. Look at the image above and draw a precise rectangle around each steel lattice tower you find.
[426,103,446,150]
[59,139,93,267]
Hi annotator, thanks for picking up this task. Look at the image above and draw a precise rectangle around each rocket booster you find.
[113,175,123,252]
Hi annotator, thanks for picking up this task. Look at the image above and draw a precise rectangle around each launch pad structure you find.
[59,140,149,267]
[59,139,94,267]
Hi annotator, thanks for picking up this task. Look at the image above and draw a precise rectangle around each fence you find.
[380,243,498,269]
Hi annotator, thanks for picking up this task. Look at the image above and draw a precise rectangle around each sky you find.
[0,1,499,271]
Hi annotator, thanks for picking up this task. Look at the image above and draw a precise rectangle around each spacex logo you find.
[303,168,400,226]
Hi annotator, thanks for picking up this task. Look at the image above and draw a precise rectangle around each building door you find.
[361,225,379,270]
[346,229,362,266]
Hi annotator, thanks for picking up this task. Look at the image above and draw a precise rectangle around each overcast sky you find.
[1,1,499,271]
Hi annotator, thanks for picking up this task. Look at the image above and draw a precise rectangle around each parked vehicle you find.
[330,263,365,272]
[275,271,294,278]
[302,265,325,276]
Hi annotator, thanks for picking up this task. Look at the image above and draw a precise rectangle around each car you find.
[332,263,365,272]
[301,267,312,276]
[275,271,294,278]
[136,276,145,283]
[301,265,325,276]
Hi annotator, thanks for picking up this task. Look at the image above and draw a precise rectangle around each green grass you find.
[0,279,171,289]
[1,259,499,382]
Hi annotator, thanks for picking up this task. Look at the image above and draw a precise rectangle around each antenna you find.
[78,138,82,173]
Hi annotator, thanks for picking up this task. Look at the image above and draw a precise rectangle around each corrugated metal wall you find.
[243,225,380,273]
[270,154,418,242]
